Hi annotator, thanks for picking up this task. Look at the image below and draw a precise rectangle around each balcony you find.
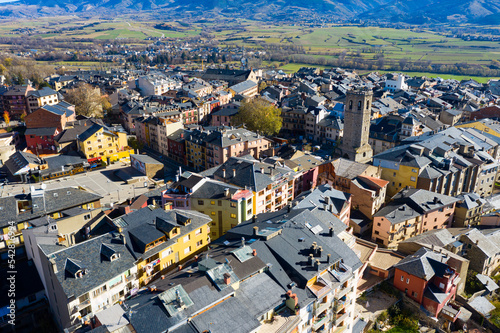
[259,308,300,333]
[125,273,137,283]
[334,312,348,326]
[441,302,461,322]
[330,262,352,283]
[315,302,330,316]
[312,315,328,331]
[77,299,91,310]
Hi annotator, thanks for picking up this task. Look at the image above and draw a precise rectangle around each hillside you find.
[1,0,500,24]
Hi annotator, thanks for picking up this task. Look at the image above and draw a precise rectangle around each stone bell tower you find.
[341,87,373,163]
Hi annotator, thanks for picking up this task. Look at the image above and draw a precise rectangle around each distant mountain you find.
[2,0,500,24]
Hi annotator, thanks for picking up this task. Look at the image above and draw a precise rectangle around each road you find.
[0,162,153,207]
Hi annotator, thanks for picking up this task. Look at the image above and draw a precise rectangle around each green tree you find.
[233,98,282,136]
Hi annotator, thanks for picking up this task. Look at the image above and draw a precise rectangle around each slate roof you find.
[476,274,499,293]
[113,207,211,260]
[27,87,58,98]
[210,156,295,192]
[394,247,450,281]
[293,184,350,215]
[379,188,459,222]
[226,207,361,286]
[130,154,163,165]
[400,229,454,248]
[0,187,102,228]
[469,296,496,316]
[4,151,42,175]
[228,80,257,94]
[331,158,371,179]
[25,127,59,136]
[43,233,136,299]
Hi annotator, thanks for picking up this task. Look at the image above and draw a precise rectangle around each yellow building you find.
[380,163,419,198]
[111,206,212,286]
[455,119,500,137]
[77,123,132,163]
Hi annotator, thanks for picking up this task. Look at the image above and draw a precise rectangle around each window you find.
[406,278,410,284]
[83,214,91,221]
[412,169,417,173]
[401,275,404,281]
[184,246,191,254]
[230,213,236,218]
[183,235,190,243]
[230,202,237,208]
[211,211,216,216]
[195,228,202,235]
[28,294,36,303]
[198,200,204,205]
[211,201,215,205]
[410,176,416,182]
[196,240,203,247]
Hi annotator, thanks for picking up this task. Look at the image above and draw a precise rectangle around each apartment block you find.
[372,188,459,248]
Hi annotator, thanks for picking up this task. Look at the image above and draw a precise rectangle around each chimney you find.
[252,249,257,256]
[232,169,236,177]
[324,196,330,205]
[241,237,245,247]
[432,244,435,252]
[308,254,314,266]
[252,215,257,223]
[327,254,331,264]
[224,188,230,197]
[329,227,334,237]
[223,272,231,285]
[260,167,265,174]
[475,239,479,245]
[253,226,259,235]
[316,246,323,258]
[314,259,320,271]
[222,169,226,178]
[310,242,317,252]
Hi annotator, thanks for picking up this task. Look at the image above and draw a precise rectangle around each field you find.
[1,17,500,77]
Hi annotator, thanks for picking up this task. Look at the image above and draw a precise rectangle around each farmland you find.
[1,16,500,76]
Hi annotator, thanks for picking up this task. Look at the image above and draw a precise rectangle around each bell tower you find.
[341,87,373,163]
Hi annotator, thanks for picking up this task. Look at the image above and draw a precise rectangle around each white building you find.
[385,74,408,92]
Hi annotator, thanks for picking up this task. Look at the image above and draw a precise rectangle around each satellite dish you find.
[41,183,47,190]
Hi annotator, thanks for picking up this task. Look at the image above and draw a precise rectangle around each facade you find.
[225,207,363,333]
[394,247,461,320]
[130,154,164,179]
[77,124,131,163]
[341,88,373,163]
[211,157,297,215]
[228,80,259,97]
[454,193,486,227]
[110,207,212,286]
[372,188,459,248]
[162,174,254,240]
[385,74,408,92]
[293,184,352,226]
[1,85,36,119]
[318,159,387,219]
[373,127,500,198]
[135,117,183,156]
[458,229,500,276]
[185,127,272,171]
[26,87,61,113]
[137,75,179,96]
[36,233,138,330]
[0,186,102,259]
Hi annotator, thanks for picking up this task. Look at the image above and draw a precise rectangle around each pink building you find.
[372,188,459,248]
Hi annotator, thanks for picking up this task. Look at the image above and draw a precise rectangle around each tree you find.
[3,111,9,127]
[64,83,103,118]
[101,96,112,115]
[233,98,282,136]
